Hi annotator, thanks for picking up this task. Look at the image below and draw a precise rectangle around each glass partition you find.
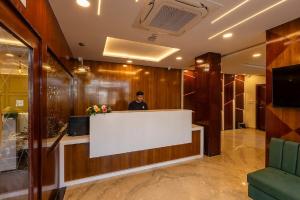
[0,27,29,199]
[45,52,73,139]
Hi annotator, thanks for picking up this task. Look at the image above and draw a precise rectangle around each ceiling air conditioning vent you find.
[135,0,209,36]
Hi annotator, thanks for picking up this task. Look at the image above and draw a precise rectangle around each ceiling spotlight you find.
[76,0,90,7]
[135,0,139,2]
[196,59,204,64]
[176,56,182,60]
[76,57,89,73]
[5,53,14,57]
[223,33,233,39]
[127,60,133,63]
[123,64,128,67]
[252,53,262,58]
[145,71,150,75]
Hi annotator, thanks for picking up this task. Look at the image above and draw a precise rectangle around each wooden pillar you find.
[194,52,221,156]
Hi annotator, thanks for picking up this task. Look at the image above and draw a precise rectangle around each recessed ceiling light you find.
[123,64,128,67]
[196,59,204,64]
[176,56,182,60]
[5,53,14,57]
[76,0,90,7]
[208,0,287,40]
[252,53,262,58]
[145,71,150,75]
[135,0,139,2]
[127,60,133,63]
[211,0,250,24]
[223,33,233,39]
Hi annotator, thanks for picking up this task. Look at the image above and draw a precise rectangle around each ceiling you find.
[0,27,29,76]
[49,0,300,70]
[222,44,266,75]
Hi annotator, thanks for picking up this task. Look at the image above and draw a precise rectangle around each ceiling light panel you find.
[103,37,180,62]
[208,0,288,40]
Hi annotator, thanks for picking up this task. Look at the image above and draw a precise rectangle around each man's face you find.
[136,95,144,102]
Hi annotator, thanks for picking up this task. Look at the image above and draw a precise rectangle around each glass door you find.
[0,26,30,200]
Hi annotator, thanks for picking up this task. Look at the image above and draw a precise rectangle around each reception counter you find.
[59,110,204,187]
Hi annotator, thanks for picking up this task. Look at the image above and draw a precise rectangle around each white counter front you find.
[90,109,192,158]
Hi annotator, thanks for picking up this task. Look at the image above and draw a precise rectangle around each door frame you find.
[0,2,42,199]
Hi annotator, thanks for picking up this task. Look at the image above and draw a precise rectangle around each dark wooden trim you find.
[0,2,42,199]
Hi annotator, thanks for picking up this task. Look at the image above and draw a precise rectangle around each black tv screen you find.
[272,64,300,107]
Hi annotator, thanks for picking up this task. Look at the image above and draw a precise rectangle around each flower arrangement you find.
[86,104,112,116]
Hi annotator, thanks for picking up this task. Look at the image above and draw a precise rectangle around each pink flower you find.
[101,105,108,113]
[93,105,100,112]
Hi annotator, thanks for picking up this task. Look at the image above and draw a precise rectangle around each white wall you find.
[244,75,266,128]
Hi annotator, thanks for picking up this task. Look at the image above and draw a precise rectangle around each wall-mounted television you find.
[272,64,300,107]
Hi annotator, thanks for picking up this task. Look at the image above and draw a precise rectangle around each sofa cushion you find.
[269,138,284,169]
[297,147,300,177]
[248,167,300,200]
[248,185,278,200]
[282,141,299,174]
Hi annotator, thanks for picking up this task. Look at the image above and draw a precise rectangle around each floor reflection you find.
[64,129,265,200]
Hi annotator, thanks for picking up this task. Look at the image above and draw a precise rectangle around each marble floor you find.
[64,129,266,200]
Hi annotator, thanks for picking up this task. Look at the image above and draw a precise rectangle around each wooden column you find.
[184,52,221,156]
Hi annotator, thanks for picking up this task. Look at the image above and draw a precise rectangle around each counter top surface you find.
[109,109,192,114]
[61,124,203,146]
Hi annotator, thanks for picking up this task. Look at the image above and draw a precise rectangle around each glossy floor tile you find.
[64,129,265,200]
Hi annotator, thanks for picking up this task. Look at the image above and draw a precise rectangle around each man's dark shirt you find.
[128,101,148,110]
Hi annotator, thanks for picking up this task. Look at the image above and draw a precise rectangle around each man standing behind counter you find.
[128,91,148,110]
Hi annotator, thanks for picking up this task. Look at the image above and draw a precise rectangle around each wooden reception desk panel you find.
[64,131,200,182]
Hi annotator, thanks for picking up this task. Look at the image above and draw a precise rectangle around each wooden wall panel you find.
[222,74,245,130]
[0,2,41,199]
[224,74,234,130]
[266,18,300,150]
[235,76,244,128]
[10,0,72,63]
[224,102,233,130]
[64,131,200,181]
[3,1,73,199]
[73,61,182,115]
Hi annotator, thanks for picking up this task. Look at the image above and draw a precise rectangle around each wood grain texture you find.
[73,60,182,114]
[184,53,221,156]
[64,131,200,181]
[266,17,300,150]
[235,76,244,128]
[2,1,73,199]
[10,0,72,64]
[224,74,234,130]
[0,2,42,199]
[256,84,266,131]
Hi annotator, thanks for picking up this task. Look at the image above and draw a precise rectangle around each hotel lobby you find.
[0,0,300,200]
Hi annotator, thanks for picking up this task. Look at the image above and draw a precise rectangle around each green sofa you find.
[247,138,300,200]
